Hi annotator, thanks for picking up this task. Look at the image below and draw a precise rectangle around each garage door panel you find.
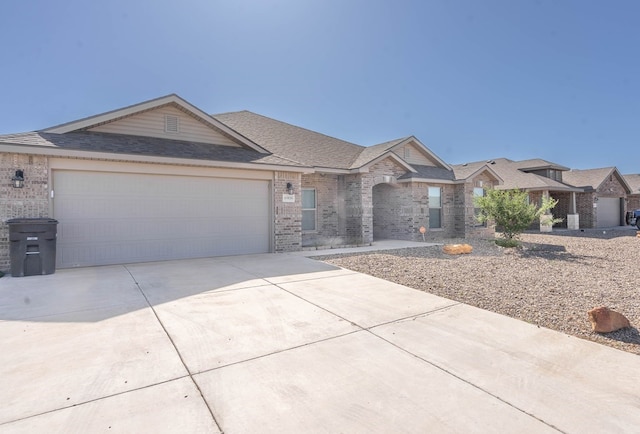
[54,171,271,267]
[596,197,621,227]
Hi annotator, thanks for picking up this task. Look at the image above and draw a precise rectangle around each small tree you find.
[475,188,561,242]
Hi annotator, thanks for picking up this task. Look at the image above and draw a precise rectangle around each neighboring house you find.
[623,174,640,212]
[453,158,632,229]
[0,94,500,270]
[562,168,632,228]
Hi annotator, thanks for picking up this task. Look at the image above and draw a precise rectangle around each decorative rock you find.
[443,244,473,255]
[587,306,631,333]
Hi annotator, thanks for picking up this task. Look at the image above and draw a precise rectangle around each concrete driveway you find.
[0,252,639,433]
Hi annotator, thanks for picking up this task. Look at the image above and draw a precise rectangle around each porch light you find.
[286,182,294,194]
[11,170,24,188]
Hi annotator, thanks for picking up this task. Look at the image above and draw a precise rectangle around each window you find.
[302,189,316,231]
[548,169,562,182]
[473,187,485,226]
[428,187,441,229]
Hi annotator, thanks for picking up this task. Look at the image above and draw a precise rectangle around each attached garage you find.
[596,197,622,228]
[53,169,271,268]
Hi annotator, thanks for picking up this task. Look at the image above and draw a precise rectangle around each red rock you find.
[587,306,631,333]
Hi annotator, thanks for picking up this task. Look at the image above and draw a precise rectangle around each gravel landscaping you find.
[314,228,640,355]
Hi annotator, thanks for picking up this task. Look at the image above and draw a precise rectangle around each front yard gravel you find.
[314,229,640,355]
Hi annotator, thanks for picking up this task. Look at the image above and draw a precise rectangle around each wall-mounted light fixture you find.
[286,182,294,194]
[11,170,24,188]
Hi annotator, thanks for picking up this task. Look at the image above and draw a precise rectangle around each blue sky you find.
[1,0,639,173]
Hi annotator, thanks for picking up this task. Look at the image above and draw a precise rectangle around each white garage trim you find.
[49,158,275,180]
[53,169,272,268]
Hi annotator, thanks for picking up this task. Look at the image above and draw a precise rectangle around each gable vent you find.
[165,115,179,133]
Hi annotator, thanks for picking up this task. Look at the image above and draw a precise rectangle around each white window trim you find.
[302,188,317,232]
[473,187,486,227]
[428,186,442,229]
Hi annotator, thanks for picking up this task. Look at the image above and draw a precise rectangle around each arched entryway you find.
[372,182,403,240]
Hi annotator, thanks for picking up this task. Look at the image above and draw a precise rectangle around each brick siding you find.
[0,153,50,271]
[274,171,302,252]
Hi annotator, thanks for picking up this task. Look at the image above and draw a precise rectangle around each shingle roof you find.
[562,167,616,190]
[348,137,407,169]
[213,111,365,169]
[451,160,495,180]
[399,165,456,181]
[452,158,580,191]
[511,158,570,171]
[623,174,640,195]
[0,131,300,167]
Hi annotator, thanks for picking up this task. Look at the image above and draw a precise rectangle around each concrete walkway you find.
[0,252,639,433]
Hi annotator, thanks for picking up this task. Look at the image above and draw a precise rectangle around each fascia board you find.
[42,94,268,153]
[356,151,416,173]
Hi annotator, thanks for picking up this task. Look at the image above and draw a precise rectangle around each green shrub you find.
[475,188,562,241]
[494,238,520,248]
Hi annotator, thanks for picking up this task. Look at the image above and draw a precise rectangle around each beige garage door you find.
[53,170,271,268]
[596,197,621,227]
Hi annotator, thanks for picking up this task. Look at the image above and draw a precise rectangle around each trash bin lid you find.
[6,218,58,224]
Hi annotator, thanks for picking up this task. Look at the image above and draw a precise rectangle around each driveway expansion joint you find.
[123,265,223,432]
[367,327,565,433]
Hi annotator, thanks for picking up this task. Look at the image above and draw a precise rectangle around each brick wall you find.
[458,175,495,239]
[550,191,570,228]
[372,182,426,241]
[597,174,627,197]
[274,171,302,252]
[576,192,596,228]
[301,173,341,246]
[629,195,640,212]
[364,159,410,243]
[0,153,50,271]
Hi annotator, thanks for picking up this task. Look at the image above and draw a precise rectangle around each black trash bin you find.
[6,218,59,277]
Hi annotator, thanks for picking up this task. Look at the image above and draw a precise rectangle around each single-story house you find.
[453,158,633,229]
[0,94,501,270]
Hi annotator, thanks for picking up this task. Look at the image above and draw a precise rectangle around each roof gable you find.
[395,138,449,168]
[623,174,640,195]
[350,136,451,173]
[563,167,632,193]
[44,94,267,153]
[86,104,242,147]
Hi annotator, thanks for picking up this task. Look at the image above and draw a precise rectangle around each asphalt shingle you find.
[0,131,300,167]
[213,111,365,169]
[452,158,579,191]
[562,167,617,191]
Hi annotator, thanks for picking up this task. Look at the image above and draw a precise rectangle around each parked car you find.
[626,209,640,229]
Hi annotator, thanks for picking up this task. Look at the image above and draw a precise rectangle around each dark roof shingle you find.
[0,131,300,167]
